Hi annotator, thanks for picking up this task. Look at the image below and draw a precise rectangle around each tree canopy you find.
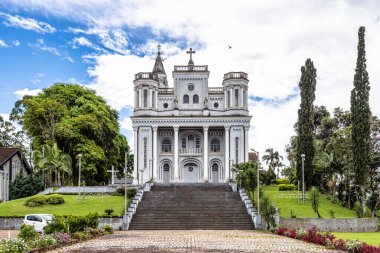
[11,83,129,185]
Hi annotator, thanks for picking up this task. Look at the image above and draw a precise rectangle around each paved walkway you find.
[0,230,18,239]
[49,230,339,253]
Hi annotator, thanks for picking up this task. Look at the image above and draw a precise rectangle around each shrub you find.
[86,212,99,229]
[275,178,290,185]
[18,224,39,242]
[310,187,322,218]
[260,195,277,230]
[29,235,57,249]
[354,201,364,218]
[24,195,46,207]
[116,187,137,199]
[102,225,114,234]
[44,215,67,235]
[290,210,297,218]
[89,228,101,236]
[278,184,296,191]
[46,194,65,204]
[0,238,28,253]
[67,215,88,233]
[70,231,88,241]
[53,232,71,244]
[104,208,114,216]
[329,209,335,218]
[9,173,44,200]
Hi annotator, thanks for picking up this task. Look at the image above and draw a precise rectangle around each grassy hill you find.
[332,232,380,246]
[0,195,127,217]
[262,185,356,218]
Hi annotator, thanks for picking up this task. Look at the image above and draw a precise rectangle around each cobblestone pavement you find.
[0,230,18,239]
[49,230,340,253]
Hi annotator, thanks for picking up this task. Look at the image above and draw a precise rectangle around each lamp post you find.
[77,154,82,204]
[301,154,305,204]
[124,152,128,223]
[251,148,260,216]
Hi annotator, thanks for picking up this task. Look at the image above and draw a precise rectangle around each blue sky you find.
[0,1,379,165]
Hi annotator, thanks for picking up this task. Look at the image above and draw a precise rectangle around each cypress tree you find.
[350,26,371,205]
[296,58,317,189]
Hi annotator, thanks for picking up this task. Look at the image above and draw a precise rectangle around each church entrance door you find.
[182,162,199,183]
[163,163,170,184]
[211,163,219,183]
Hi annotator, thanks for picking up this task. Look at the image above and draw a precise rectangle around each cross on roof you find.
[186,48,196,66]
[107,165,115,185]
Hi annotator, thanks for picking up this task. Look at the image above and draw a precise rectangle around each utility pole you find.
[301,154,305,204]
[77,154,82,204]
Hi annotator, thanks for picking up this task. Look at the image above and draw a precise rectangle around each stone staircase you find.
[129,183,255,230]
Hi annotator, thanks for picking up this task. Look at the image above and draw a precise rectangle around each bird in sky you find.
[228,45,232,49]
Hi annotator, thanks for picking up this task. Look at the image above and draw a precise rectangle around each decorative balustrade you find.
[179,148,203,155]
[158,88,174,94]
[223,72,248,80]
[135,72,158,80]
[208,87,224,94]
[174,65,208,72]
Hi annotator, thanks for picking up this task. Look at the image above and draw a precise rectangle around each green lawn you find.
[333,232,380,246]
[261,185,356,218]
[0,195,127,217]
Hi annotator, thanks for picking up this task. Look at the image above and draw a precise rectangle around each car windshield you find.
[42,215,53,221]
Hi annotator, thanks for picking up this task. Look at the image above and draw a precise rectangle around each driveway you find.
[49,230,339,253]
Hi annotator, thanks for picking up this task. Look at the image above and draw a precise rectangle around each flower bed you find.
[274,227,380,253]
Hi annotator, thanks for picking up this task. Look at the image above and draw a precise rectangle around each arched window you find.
[195,138,200,148]
[143,90,148,107]
[193,94,199,104]
[211,139,220,152]
[212,163,219,171]
[227,91,230,107]
[163,163,170,171]
[235,89,239,107]
[161,139,171,152]
[152,90,155,108]
[182,138,186,148]
[143,137,147,168]
[235,137,239,163]
[183,95,189,104]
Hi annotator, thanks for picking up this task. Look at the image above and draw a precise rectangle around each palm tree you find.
[34,143,72,187]
[262,148,283,178]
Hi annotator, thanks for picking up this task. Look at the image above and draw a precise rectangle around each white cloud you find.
[120,117,133,131]
[0,12,56,33]
[63,56,74,63]
[29,39,61,56]
[12,40,20,46]
[14,88,42,98]
[5,0,380,163]
[72,36,93,48]
[30,73,45,84]
[0,39,8,47]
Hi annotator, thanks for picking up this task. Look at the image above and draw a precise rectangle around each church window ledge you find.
[179,148,203,155]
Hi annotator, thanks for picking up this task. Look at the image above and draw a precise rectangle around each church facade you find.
[131,47,252,184]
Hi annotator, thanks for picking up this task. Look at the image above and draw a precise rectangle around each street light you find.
[77,154,82,204]
[301,154,305,204]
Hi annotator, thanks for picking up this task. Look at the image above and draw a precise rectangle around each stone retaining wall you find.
[0,217,123,230]
[279,218,378,232]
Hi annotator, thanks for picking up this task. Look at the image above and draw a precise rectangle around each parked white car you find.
[22,214,53,233]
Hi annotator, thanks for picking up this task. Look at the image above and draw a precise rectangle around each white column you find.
[174,126,179,182]
[133,127,139,185]
[155,89,158,110]
[240,87,244,108]
[149,89,153,108]
[203,126,209,182]
[225,126,230,181]
[153,126,158,180]
[224,90,227,108]
[229,88,233,108]
[138,88,142,108]
[244,126,249,162]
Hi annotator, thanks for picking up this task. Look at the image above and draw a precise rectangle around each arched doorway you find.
[211,163,219,183]
[182,162,199,183]
[163,163,170,184]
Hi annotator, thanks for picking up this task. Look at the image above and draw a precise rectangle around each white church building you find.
[131,47,251,184]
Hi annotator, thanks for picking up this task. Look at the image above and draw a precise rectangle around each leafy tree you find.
[309,186,322,218]
[234,162,257,201]
[9,174,44,200]
[11,83,129,185]
[296,59,317,189]
[0,115,30,156]
[260,194,277,229]
[350,26,372,207]
[33,143,72,187]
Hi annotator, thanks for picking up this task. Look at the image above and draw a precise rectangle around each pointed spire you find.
[152,44,166,75]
